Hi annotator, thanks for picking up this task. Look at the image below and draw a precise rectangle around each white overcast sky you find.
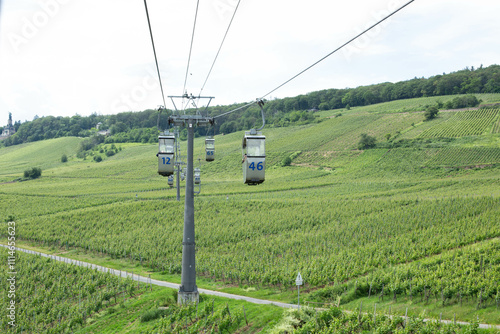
[0,0,499,123]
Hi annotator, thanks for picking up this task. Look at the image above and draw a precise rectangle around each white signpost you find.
[296,272,303,310]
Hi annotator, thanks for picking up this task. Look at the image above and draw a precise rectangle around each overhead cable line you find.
[213,0,415,120]
[143,0,168,129]
[182,0,201,106]
[197,0,242,99]
[259,0,415,100]
[213,100,256,119]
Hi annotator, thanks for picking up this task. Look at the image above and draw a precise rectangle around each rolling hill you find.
[1,94,500,332]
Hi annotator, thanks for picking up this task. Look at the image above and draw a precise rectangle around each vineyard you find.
[268,307,483,334]
[418,109,499,138]
[9,196,500,293]
[425,147,500,167]
[0,249,140,333]
[1,94,500,332]
[308,238,500,309]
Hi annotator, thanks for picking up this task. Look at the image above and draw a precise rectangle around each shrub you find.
[424,105,439,121]
[140,308,166,322]
[357,133,376,150]
[281,155,292,167]
[61,154,68,163]
[93,155,102,162]
[105,150,115,157]
[444,94,482,109]
[23,167,42,179]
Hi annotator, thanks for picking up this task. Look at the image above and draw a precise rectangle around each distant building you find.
[96,122,110,136]
[0,112,16,139]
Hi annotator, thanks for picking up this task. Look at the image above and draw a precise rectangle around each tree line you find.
[2,64,499,147]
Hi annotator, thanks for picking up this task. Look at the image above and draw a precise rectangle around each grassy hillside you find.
[0,137,82,181]
[1,94,500,332]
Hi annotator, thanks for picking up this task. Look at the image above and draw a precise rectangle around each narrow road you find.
[1,244,297,310]
[2,245,499,330]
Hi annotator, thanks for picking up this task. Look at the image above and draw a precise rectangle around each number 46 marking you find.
[249,162,263,171]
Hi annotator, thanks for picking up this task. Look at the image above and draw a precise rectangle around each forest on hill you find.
[2,64,499,147]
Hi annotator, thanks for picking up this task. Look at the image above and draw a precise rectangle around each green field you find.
[1,95,500,332]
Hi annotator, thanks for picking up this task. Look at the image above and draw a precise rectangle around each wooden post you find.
[243,306,248,326]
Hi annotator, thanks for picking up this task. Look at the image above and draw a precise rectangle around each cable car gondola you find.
[242,129,265,185]
[157,133,175,176]
[205,137,215,162]
[194,167,201,185]
[242,100,266,185]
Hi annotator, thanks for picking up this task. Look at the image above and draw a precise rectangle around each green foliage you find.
[444,94,482,109]
[318,102,330,110]
[78,135,105,152]
[23,167,42,179]
[61,153,68,163]
[4,66,500,147]
[309,238,500,310]
[419,109,499,138]
[270,306,482,333]
[281,155,292,167]
[1,94,500,330]
[424,105,439,121]
[279,151,301,167]
[140,308,166,322]
[2,110,163,147]
[358,133,377,149]
[150,300,245,333]
[93,155,102,162]
[0,250,138,332]
[0,137,82,178]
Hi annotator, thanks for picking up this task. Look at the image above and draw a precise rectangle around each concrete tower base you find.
[178,290,199,305]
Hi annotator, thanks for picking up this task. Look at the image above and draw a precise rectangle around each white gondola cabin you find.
[157,134,175,176]
[242,130,265,185]
[205,138,215,161]
[194,168,201,185]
